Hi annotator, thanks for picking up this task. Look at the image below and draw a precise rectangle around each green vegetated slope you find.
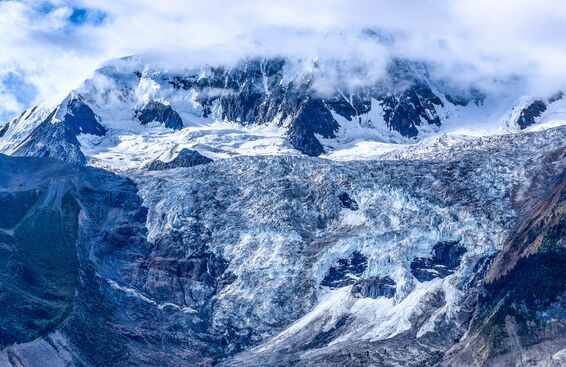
[0,160,80,347]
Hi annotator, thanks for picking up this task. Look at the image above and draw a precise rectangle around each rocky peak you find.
[11,94,106,165]
[147,148,212,170]
[135,101,184,130]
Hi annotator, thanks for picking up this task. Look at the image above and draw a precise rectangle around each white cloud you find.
[1,0,566,121]
[0,89,22,115]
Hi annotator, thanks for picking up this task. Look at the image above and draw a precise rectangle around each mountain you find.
[2,56,564,169]
[0,93,106,165]
[0,56,565,367]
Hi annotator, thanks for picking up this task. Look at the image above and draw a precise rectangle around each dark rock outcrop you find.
[167,58,448,155]
[287,98,339,156]
[65,97,107,136]
[351,276,396,299]
[135,101,184,130]
[517,100,547,129]
[338,192,359,211]
[410,241,467,282]
[147,148,212,170]
[0,123,8,138]
[379,81,443,138]
[321,251,368,288]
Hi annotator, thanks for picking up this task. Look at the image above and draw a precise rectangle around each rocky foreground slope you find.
[0,123,564,366]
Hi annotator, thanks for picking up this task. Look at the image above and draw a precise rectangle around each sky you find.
[1,0,566,121]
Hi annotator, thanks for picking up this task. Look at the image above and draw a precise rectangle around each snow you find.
[322,93,566,162]
[73,97,566,172]
[416,280,463,338]
[0,103,56,154]
[254,287,354,352]
[4,57,565,172]
[78,120,297,171]
[339,208,365,226]
[1,57,565,365]
[552,349,566,361]
[105,276,197,314]
[347,279,443,341]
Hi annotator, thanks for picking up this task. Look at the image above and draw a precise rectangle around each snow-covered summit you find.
[1,56,565,171]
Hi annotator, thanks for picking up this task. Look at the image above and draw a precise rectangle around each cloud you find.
[1,0,566,121]
[0,0,113,121]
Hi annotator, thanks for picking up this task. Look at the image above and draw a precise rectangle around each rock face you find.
[165,58,448,155]
[2,57,453,161]
[135,101,184,130]
[410,241,467,282]
[351,276,396,299]
[515,92,564,130]
[321,251,368,289]
[1,57,561,167]
[0,123,8,137]
[167,58,341,156]
[0,51,565,367]
[517,100,547,129]
[147,148,212,170]
[338,192,359,210]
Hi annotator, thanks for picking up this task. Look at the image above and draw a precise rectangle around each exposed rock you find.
[410,241,467,282]
[135,101,183,130]
[1,56,493,162]
[147,148,212,170]
[65,96,107,136]
[548,91,564,103]
[338,192,358,211]
[380,82,442,137]
[517,100,547,129]
[321,251,368,288]
[445,165,566,366]
[0,126,565,366]
[300,315,353,351]
[0,123,8,138]
[351,276,396,299]
[287,98,339,156]
[166,58,447,155]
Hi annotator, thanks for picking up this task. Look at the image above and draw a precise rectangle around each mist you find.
[1,0,566,121]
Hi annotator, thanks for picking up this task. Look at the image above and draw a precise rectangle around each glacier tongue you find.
[127,126,565,365]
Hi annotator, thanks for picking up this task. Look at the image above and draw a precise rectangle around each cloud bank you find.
[1,0,566,120]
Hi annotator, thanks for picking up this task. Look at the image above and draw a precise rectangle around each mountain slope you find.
[445,151,566,366]
[0,123,564,366]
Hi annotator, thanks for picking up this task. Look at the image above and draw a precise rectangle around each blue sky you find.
[0,0,112,121]
[1,0,565,123]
